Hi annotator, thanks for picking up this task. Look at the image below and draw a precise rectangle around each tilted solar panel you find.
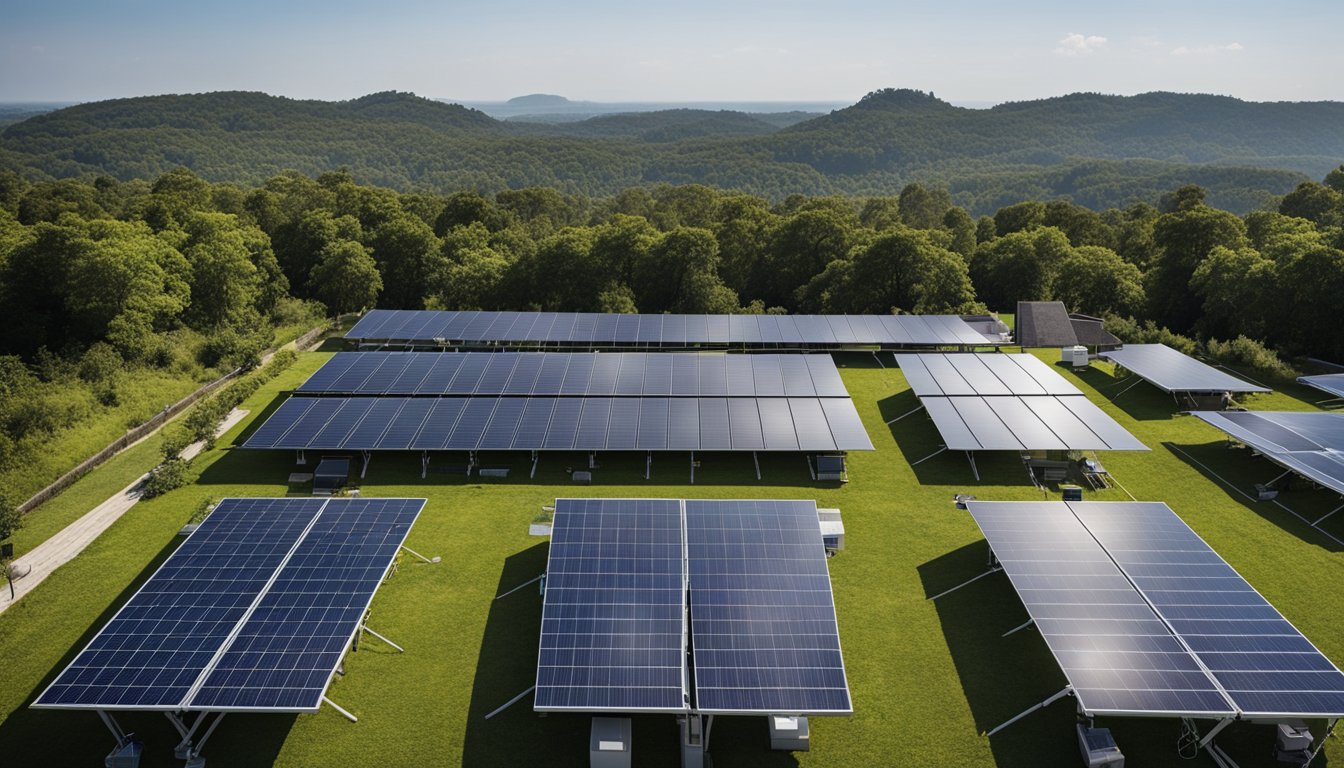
[1101,344,1270,394]
[34,498,424,712]
[535,499,687,712]
[685,499,852,715]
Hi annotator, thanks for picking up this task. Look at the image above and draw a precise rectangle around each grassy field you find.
[1,349,1342,767]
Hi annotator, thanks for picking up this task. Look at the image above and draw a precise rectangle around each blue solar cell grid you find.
[34,498,424,712]
[535,499,687,712]
[685,500,852,714]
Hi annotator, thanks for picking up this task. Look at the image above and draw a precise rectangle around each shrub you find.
[1103,315,1197,355]
[78,343,123,383]
[1204,336,1299,380]
[141,458,188,499]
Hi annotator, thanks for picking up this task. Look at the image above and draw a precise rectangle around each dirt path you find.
[0,408,249,613]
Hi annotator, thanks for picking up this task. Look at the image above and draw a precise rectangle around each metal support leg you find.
[1002,618,1034,637]
[530,450,539,479]
[1113,378,1146,399]
[967,452,980,481]
[753,451,761,480]
[468,451,478,474]
[323,696,359,723]
[927,567,1002,601]
[360,450,370,479]
[588,452,596,470]
[645,451,652,480]
[1264,468,1294,488]
[96,710,131,747]
[912,446,948,466]
[421,451,430,479]
[987,687,1073,736]
[400,544,440,564]
[806,454,816,480]
[296,449,306,465]
[690,451,695,484]
[361,624,405,652]
[886,404,925,425]
[484,685,536,720]
[1314,501,1344,526]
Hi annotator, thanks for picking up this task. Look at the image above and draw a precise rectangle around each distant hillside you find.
[2,88,1338,213]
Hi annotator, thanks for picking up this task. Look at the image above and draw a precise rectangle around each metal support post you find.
[646,451,652,480]
[927,567,1002,601]
[689,451,695,484]
[530,450,539,479]
[360,450,371,478]
[360,624,405,652]
[753,451,761,480]
[986,687,1073,736]
[966,452,980,481]
[886,404,926,425]
[323,696,358,723]
[421,451,430,478]
[399,544,440,564]
[1002,618,1034,637]
[912,446,948,466]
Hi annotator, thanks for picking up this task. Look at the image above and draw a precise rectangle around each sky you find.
[2,0,1341,104]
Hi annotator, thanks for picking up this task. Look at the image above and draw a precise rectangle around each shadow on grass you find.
[0,537,297,768]
[199,439,842,490]
[1082,367,1182,422]
[917,542,1080,767]
[877,391,1038,489]
[1165,440,1344,553]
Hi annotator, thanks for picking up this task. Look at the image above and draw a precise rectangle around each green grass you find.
[2,350,1343,767]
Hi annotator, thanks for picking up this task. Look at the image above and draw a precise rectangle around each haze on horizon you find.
[2,0,1341,104]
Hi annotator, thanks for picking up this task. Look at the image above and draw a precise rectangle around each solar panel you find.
[535,499,687,713]
[1298,374,1344,400]
[685,499,851,714]
[964,501,1237,717]
[1101,344,1271,394]
[1191,411,1344,498]
[895,353,1082,397]
[34,498,424,712]
[1070,502,1344,719]
[244,396,876,452]
[346,310,1002,347]
[189,499,422,711]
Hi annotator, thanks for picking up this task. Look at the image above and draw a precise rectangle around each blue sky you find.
[2,0,1340,103]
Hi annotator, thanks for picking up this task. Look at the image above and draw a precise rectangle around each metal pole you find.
[986,687,1072,736]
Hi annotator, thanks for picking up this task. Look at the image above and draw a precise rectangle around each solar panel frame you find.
[685,499,852,715]
[1298,374,1344,400]
[1101,344,1271,394]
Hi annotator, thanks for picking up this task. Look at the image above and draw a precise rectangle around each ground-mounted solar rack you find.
[1298,373,1344,404]
[244,351,874,482]
[953,500,1344,767]
[1099,343,1270,409]
[892,353,1148,481]
[531,498,851,766]
[346,309,1006,350]
[1191,411,1344,514]
[31,497,428,767]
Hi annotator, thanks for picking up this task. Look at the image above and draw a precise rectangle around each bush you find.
[1204,336,1299,380]
[188,497,215,524]
[78,343,123,383]
[1103,315,1197,355]
[141,458,188,499]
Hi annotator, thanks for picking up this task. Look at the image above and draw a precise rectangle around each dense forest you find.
[3,89,1340,213]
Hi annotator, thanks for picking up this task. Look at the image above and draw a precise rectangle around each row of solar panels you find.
[1193,411,1344,497]
[922,395,1148,451]
[298,351,848,398]
[895,352,1082,398]
[34,498,424,713]
[347,309,999,347]
[1100,344,1269,394]
[244,396,875,452]
[968,501,1344,719]
[537,499,850,716]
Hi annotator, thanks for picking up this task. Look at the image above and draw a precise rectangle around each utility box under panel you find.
[1274,722,1313,765]
[590,717,632,768]
[1062,345,1090,368]
[817,508,844,551]
[768,716,810,751]
[1077,724,1124,768]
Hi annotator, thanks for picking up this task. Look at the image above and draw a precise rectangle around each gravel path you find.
[0,408,249,613]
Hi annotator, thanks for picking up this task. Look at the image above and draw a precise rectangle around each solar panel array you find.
[34,497,423,713]
[895,353,1081,397]
[685,500,851,714]
[299,351,848,397]
[347,309,998,347]
[1192,411,1344,496]
[244,396,874,452]
[535,499,851,716]
[966,500,1344,719]
[1100,344,1270,394]
[895,353,1146,452]
[1298,373,1344,400]
[965,501,1234,717]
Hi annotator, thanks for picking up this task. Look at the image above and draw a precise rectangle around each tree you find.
[970,227,1071,310]
[1278,182,1343,229]
[181,213,263,329]
[310,240,382,315]
[993,201,1046,236]
[1189,246,1274,341]
[1159,184,1207,213]
[0,490,21,542]
[897,183,952,230]
[810,226,975,314]
[1053,245,1144,317]
[589,214,657,290]
[637,227,729,313]
[517,227,601,310]
[759,208,859,309]
[369,214,439,308]
[427,223,510,310]
[1147,204,1247,332]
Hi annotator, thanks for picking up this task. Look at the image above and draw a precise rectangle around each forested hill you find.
[2,88,1340,213]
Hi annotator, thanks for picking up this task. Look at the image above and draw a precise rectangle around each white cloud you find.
[1054,33,1107,57]
[1172,42,1245,56]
